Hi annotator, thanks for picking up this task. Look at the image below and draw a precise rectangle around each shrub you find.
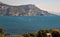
[28,32,37,37]
[37,30,47,37]
[0,28,4,34]
[23,34,30,37]
[52,31,60,37]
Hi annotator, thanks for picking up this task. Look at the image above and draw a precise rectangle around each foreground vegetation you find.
[0,28,60,37]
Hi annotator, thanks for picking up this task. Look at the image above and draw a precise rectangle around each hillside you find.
[0,2,56,16]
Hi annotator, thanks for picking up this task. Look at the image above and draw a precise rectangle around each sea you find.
[0,16,60,35]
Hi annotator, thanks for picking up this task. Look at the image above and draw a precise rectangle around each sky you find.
[0,0,60,15]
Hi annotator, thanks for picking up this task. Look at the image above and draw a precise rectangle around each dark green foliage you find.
[37,30,47,37]
[23,34,30,37]
[28,32,37,37]
[0,28,4,34]
[52,31,60,37]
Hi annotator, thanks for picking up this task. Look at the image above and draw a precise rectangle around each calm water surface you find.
[0,16,60,35]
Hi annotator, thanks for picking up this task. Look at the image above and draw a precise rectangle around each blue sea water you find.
[0,16,60,35]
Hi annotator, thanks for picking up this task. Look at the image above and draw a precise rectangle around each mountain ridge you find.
[0,2,57,16]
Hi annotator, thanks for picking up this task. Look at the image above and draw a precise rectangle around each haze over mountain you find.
[0,2,56,16]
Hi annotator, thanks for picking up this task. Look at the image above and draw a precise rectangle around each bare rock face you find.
[0,2,56,16]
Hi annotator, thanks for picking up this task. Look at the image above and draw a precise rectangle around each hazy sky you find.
[0,0,60,15]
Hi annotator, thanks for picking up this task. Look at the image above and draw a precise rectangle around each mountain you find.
[0,2,56,16]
